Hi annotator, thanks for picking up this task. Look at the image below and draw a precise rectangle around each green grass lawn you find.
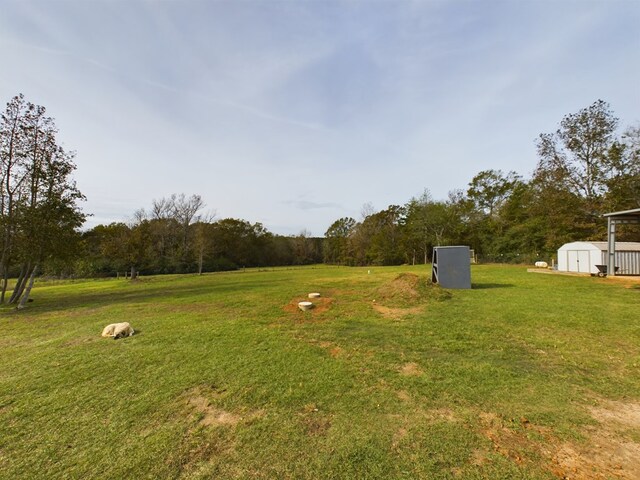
[1,265,639,479]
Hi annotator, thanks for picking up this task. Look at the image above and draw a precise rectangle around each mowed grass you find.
[0,265,639,479]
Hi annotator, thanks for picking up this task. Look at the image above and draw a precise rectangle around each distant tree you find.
[211,218,271,268]
[291,229,318,265]
[467,170,521,218]
[148,196,180,271]
[323,217,356,265]
[0,94,85,306]
[535,100,618,216]
[192,211,216,275]
[531,100,631,249]
[605,124,640,211]
[99,221,151,280]
[366,205,406,265]
[403,190,433,265]
[0,94,27,302]
[360,202,376,220]
[464,170,523,256]
[172,193,205,252]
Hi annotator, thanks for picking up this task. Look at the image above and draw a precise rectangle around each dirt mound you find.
[375,273,423,303]
[372,274,450,319]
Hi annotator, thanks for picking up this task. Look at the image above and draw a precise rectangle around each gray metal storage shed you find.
[431,246,471,289]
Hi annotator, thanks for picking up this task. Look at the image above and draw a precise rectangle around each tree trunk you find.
[130,265,137,280]
[8,263,29,304]
[17,264,38,309]
[0,267,8,304]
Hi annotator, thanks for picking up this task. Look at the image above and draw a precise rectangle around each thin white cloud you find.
[1,0,638,236]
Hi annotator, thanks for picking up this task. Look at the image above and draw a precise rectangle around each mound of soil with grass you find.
[373,273,451,319]
[375,273,451,306]
[375,273,423,303]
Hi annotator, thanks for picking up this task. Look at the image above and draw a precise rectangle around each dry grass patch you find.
[298,403,332,437]
[399,362,423,376]
[391,427,408,450]
[188,395,241,428]
[603,275,640,287]
[180,386,262,429]
[62,336,100,347]
[372,304,424,320]
[387,408,459,453]
[396,390,411,402]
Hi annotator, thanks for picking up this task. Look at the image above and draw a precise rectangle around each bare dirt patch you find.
[589,400,640,428]
[396,390,411,402]
[479,412,533,465]
[424,408,457,422]
[328,345,344,358]
[318,340,344,357]
[399,362,423,376]
[181,386,262,429]
[299,403,332,437]
[283,296,333,318]
[188,395,241,427]
[391,427,408,450]
[476,400,640,479]
[550,400,640,480]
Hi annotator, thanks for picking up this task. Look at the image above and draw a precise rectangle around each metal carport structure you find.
[603,208,640,276]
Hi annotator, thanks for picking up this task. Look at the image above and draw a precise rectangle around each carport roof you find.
[587,242,640,251]
[603,208,640,220]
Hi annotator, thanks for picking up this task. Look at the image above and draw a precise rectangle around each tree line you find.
[3,94,638,285]
[76,194,323,278]
[324,100,639,266]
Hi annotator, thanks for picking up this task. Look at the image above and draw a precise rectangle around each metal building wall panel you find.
[615,251,640,275]
[431,246,471,289]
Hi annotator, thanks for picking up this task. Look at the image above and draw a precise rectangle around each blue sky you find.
[1,0,638,235]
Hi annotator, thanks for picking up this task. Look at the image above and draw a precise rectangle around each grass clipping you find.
[372,273,450,319]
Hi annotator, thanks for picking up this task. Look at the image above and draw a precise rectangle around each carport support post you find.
[607,217,616,277]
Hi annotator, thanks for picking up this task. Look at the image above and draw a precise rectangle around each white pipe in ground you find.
[298,301,314,311]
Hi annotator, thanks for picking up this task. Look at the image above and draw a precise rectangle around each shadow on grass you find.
[5,277,281,317]
[472,283,515,289]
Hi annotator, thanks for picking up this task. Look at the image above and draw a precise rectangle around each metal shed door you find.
[578,251,590,273]
[568,250,590,272]
[568,251,578,272]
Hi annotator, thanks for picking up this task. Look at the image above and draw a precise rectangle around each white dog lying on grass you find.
[101,322,135,339]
